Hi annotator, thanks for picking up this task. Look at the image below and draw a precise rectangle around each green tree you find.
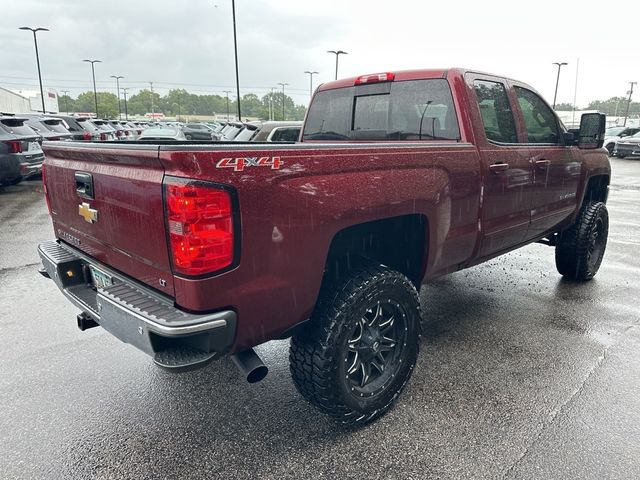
[73,91,119,118]
[553,103,574,111]
[127,89,163,116]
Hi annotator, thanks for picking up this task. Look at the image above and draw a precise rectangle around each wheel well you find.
[323,215,428,287]
[583,175,610,205]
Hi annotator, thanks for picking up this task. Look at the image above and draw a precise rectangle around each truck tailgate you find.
[43,143,175,296]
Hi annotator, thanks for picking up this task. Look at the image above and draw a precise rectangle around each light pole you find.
[223,91,232,121]
[552,62,568,109]
[19,27,49,114]
[61,90,69,114]
[83,59,101,117]
[304,71,319,99]
[269,87,275,121]
[231,0,242,120]
[149,81,155,117]
[327,50,347,80]
[122,88,129,121]
[278,82,288,120]
[110,75,124,119]
[623,81,637,127]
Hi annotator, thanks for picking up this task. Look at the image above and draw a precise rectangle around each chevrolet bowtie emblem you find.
[78,202,98,224]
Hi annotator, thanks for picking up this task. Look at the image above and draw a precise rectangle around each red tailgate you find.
[43,143,175,297]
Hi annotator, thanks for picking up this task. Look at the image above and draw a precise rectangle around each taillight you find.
[164,178,235,276]
[42,163,52,214]
[354,72,396,85]
[124,130,130,136]
[82,131,91,141]
[6,140,22,154]
[116,130,123,137]
[99,132,107,141]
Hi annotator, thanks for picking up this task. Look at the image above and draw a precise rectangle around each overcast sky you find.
[2,0,638,107]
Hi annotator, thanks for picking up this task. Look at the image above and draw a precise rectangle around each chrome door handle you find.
[489,163,509,173]
[535,159,551,169]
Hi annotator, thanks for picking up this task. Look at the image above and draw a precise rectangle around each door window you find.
[514,87,560,144]
[473,80,518,144]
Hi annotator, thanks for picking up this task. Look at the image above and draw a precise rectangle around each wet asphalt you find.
[1,158,639,479]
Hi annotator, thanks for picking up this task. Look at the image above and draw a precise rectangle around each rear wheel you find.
[289,263,421,425]
[555,202,608,281]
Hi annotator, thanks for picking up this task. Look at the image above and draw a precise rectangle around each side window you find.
[514,87,559,144]
[271,128,300,142]
[473,80,518,143]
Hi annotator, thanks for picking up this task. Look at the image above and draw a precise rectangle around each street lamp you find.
[231,0,242,120]
[110,75,124,119]
[83,59,101,117]
[304,71,319,99]
[19,26,49,114]
[269,87,275,121]
[623,81,637,127]
[61,90,69,115]
[122,88,129,121]
[552,62,568,109]
[327,50,347,80]
[278,82,289,120]
[223,90,232,121]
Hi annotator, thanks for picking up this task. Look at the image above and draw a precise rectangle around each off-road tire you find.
[289,264,421,425]
[555,201,608,281]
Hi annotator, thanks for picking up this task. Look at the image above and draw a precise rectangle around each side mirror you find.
[577,113,606,149]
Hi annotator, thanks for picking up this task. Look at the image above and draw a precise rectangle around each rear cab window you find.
[473,80,518,144]
[302,78,460,141]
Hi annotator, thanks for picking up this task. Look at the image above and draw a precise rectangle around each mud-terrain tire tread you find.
[555,201,608,281]
[289,263,421,425]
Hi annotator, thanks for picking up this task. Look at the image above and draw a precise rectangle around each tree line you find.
[555,97,640,117]
[57,89,308,121]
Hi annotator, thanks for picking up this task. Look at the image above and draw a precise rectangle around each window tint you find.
[514,87,559,144]
[271,127,300,142]
[474,80,517,143]
[302,79,460,141]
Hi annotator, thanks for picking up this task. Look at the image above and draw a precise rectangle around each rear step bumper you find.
[38,240,236,372]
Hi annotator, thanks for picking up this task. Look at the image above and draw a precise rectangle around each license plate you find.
[89,265,113,289]
[28,142,42,153]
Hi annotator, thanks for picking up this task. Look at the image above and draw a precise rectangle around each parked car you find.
[219,121,245,140]
[137,126,186,141]
[231,123,260,141]
[106,120,128,140]
[0,116,44,186]
[91,120,117,141]
[38,68,610,425]
[182,123,217,140]
[603,126,640,154]
[252,121,302,142]
[48,115,100,141]
[612,131,640,158]
[23,116,73,141]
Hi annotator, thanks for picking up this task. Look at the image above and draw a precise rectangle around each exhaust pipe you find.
[231,348,268,383]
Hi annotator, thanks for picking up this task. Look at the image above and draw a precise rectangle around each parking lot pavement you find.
[1,159,639,479]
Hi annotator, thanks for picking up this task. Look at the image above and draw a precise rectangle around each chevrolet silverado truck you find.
[38,68,610,425]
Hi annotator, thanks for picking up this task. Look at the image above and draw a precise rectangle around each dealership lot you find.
[1,158,639,479]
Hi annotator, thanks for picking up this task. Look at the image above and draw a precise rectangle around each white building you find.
[0,86,59,114]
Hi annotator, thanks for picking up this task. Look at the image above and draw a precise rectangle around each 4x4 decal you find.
[216,156,282,172]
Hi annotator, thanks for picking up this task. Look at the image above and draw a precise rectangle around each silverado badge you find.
[78,202,98,224]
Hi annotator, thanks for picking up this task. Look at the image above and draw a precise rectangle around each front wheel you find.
[289,264,421,425]
[555,202,609,281]
[605,143,615,155]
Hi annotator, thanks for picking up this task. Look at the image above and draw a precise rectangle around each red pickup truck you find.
[38,68,610,425]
